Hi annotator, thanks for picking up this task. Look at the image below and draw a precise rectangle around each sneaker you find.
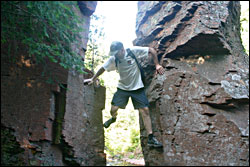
[147,136,163,148]
[103,117,116,128]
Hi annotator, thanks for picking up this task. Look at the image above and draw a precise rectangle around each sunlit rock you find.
[135,1,249,166]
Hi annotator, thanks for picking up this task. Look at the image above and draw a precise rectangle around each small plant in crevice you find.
[1,126,25,166]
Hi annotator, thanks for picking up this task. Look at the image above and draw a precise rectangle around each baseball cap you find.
[109,41,124,57]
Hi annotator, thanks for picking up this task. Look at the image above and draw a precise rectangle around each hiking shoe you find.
[147,136,163,148]
[103,117,116,128]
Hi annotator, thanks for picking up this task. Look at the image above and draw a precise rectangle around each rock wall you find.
[134,1,249,166]
[1,1,106,166]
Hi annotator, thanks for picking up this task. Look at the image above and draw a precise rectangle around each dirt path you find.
[106,157,145,166]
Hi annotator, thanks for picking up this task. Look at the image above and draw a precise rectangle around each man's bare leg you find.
[138,107,153,135]
[110,105,119,119]
[104,105,119,128]
[138,107,163,147]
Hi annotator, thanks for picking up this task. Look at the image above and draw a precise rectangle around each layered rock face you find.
[134,1,249,166]
[1,2,106,166]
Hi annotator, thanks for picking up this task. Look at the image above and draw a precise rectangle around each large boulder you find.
[134,1,249,166]
[1,2,106,166]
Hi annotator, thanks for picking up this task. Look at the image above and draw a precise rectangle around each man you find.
[84,41,165,148]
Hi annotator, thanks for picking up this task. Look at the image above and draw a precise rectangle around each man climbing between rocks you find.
[84,41,165,148]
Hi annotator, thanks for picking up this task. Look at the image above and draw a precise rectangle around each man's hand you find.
[149,47,165,75]
[84,67,105,85]
[84,78,94,85]
[156,64,165,75]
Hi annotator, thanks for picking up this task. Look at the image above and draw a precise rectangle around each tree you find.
[240,1,249,55]
[85,14,108,72]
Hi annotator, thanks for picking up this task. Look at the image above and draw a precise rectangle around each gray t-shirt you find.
[103,46,149,91]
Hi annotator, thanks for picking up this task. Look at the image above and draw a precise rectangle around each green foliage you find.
[103,97,144,164]
[85,14,108,72]
[1,127,25,166]
[240,2,249,55]
[1,1,85,73]
[126,128,141,153]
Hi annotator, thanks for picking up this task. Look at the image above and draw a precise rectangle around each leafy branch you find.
[1,1,86,75]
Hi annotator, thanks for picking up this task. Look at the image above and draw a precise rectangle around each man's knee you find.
[111,105,119,115]
[139,107,150,116]
[111,105,119,112]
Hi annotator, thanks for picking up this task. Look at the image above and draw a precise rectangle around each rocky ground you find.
[106,156,145,166]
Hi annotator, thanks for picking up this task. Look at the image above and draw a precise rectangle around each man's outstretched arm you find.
[84,67,105,85]
[149,47,165,75]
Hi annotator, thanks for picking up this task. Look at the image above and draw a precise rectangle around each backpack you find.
[126,48,146,85]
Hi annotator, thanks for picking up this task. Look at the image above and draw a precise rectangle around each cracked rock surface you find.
[135,1,249,166]
[1,2,106,166]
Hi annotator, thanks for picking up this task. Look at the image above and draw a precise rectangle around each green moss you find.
[53,85,67,144]
[1,126,25,166]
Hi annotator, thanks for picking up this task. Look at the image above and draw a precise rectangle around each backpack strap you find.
[126,48,140,68]
[115,57,119,68]
[126,48,146,85]
[116,48,137,67]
